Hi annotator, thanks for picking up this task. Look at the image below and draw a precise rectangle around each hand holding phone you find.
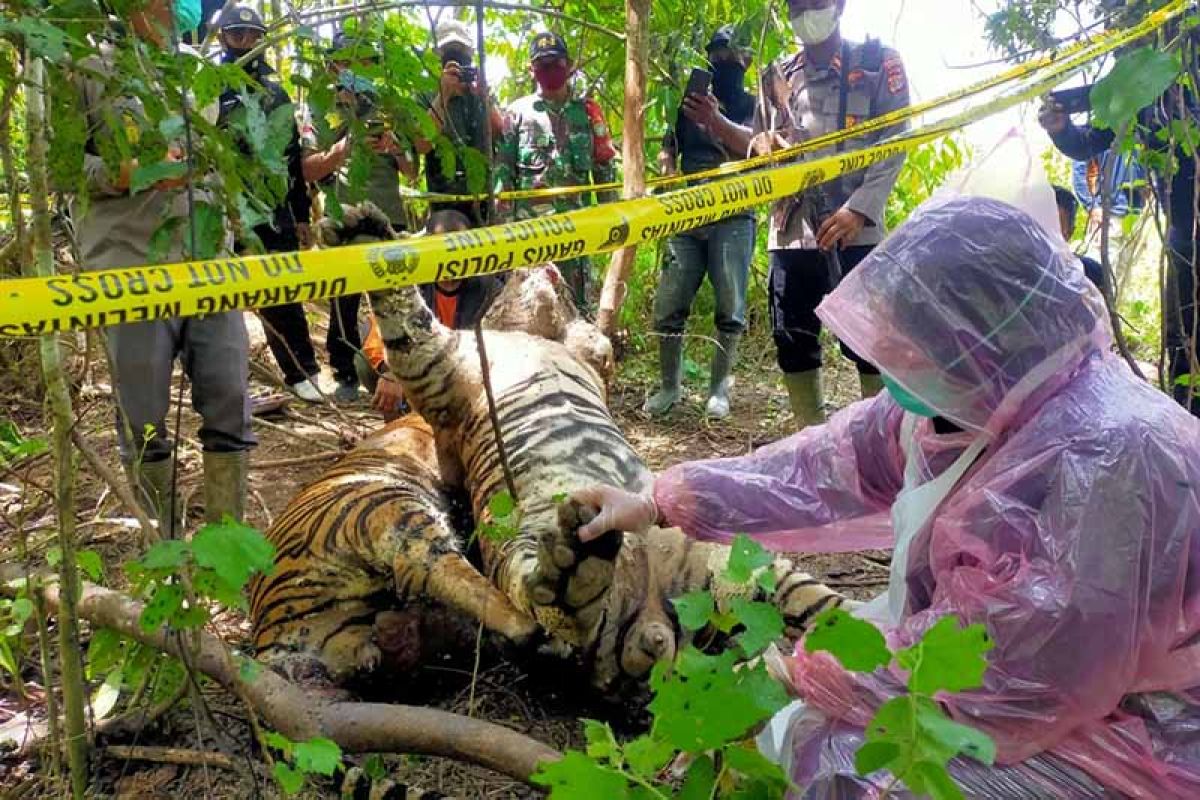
[685,67,712,99]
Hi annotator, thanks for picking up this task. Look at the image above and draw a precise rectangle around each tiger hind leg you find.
[521,499,623,645]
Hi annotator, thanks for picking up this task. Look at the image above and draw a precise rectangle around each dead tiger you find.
[367,248,849,689]
[249,206,603,687]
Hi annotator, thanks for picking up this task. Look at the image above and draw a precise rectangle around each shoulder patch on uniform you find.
[884,57,906,95]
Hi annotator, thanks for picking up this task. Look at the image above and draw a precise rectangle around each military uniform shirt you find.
[496,92,618,219]
[753,40,910,250]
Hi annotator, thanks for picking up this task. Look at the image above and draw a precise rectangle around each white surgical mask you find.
[790,6,840,45]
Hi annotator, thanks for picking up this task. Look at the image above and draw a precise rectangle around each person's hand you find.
[1038,97,1069,136]
[439,62,470,99]
[373,373,405,416]
[816,207,866,251]
[681,92,720,131]
[570,485,658,541]
[368,131,401,155]
[155,147,189,191]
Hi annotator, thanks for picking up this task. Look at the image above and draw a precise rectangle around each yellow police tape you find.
[0,2,1185,337]
[408,0,1189,204]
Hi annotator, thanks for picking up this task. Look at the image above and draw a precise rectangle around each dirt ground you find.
[0,307,889,799]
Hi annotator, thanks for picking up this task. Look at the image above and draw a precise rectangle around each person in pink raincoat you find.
[574,196,1200,798]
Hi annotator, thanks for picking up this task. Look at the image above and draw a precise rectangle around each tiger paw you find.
[524,499,623,639]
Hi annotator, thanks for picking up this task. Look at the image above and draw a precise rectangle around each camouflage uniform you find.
[497,91,617,311]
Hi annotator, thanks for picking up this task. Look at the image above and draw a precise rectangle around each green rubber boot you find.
[124,458,182,536]
[644,335,684,416]
[705,332,741,420]
[202,451,248,524]
[859,373,885,400]
[783,369,825,430]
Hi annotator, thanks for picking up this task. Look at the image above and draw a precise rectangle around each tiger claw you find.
[524,498,622,641]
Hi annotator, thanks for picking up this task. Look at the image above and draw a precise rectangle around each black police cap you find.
[217,5,266,33]
[529,31,569,62]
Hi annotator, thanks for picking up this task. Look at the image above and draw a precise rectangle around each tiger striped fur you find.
[248,414,537,686]
[367,256,849,689]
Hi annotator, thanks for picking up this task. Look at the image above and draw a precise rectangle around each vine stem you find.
[25,52,89,800]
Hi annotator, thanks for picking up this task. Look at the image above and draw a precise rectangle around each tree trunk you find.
[1,570,562,784]
[25,55,90,799]
[595,0,650,339]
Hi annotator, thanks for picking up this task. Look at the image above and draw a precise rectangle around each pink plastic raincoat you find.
[654,197,1200,797]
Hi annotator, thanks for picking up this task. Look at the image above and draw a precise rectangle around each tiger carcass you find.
[369,273,848,690]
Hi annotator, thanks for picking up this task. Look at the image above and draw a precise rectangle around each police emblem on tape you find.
[366,243,420,284]
[602,214,631,249]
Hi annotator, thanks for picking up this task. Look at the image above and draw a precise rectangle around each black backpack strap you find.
[836,40,851,153]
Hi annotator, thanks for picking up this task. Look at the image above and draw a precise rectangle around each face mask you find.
[790,6,840,45]
[882,375,938,418]
[173,0,201,36]
[710,62,747,104]
[533,61,570,92]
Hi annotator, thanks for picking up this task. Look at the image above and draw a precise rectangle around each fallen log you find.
[3,568,561,786]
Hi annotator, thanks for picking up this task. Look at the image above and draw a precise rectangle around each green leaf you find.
[264,730,294,756]
[293,737,342,776]
[897,617,992,696]
[363,754,387,781]
[677,754,717,800]
[90,668,123,721]
[913,698,995,766]
[9,598,32,625]
[151,658,187,703]
[77,550,104,582]
[724,742,788,788]
[239,657,263,684]
[1091,48,1181,131]
[623,734,674,778]
[730,600,784,657]
[0,18,72,60]
[45,546,62,568]
[488,491,516,518]
[755,569,778,593]
[531,750,631,799]
[854,741,900,775]
[671,591,715,631]
[273,763,305,796]
[803,607,891,672]
[87,630,124,679]
[139,584,184,632]
[192,520,276,596]
[649,650,781,752]
[188,202,226,261]
[140,540,190,571]
[130,160,188,194]
[724,534,773,585]
[908,759,965,800]
[583,719,620,764]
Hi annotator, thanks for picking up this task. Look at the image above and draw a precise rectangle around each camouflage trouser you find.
[558,256,593,317]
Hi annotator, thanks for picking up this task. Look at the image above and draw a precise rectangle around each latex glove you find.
[571,485,658,541]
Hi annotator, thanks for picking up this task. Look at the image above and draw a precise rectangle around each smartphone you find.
[685,67,712,98]
[1048,85,1092,114]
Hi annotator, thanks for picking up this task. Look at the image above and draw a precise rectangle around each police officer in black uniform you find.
[216,6,327,403]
